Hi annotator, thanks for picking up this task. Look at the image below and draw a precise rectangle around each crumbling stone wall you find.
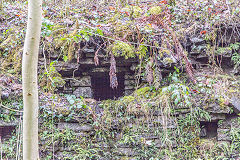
[40,44,139,99]
[1,27,240,159]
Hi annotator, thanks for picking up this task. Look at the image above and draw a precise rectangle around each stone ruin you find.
[0,27,240,159]
[55,52,138,100]
[37,30,240,143]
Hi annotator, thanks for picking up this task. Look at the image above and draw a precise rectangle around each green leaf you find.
[60,37,67,41]
[174,98,179,105]
[96,29,103,36]
[63,55,68,62]
[76,34,82,38]
[73,36,78,42]
[83,35,90,41]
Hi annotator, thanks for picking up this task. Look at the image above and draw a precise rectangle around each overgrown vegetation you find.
[1,70,240,159]
[0,0,240,159]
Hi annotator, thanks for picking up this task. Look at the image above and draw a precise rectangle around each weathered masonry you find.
[50,47,139,100]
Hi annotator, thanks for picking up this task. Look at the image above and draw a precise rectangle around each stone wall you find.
[1,100,239,159]
[38,26,240,101]
[42,98,239,159]
[40,44,139,99]
[1,28,240,159]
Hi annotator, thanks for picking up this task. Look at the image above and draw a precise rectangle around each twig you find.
[0,103,23,113]
[42,44,55,84]
[77,23,173,53]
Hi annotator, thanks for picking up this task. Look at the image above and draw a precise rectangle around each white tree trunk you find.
[0,0,2,9]
[22,0,42,159]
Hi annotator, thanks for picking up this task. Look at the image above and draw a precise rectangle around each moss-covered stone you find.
[149,6,162,15]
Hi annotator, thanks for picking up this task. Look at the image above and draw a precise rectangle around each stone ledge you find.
[217,128,231,141]
[218,117,240,129]
[58,122,93,132]
[70,76,91,87]
[0,119,19,126]
[73,87,92,98]
[114,147,136,156]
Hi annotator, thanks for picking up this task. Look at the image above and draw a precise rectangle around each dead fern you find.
[145,7,196,83]
[109,52,118,89]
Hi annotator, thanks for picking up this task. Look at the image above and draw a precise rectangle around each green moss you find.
[112,41,135,59]
[122,95,135,103]
[149,6,162,15]
[122,6,143,18]
[108,13,121,23]
[216,47,232,55]
[135,87,150,96]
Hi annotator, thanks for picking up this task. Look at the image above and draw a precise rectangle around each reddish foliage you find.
[160,0,167,4]
[200,30,207,35]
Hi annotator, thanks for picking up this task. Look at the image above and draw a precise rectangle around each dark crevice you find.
[0,126,15,140]
[200,121,218,138]
[91,72,125,100]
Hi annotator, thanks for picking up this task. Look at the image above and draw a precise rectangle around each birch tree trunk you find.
[0,0,2,10]
[22,0,42,159]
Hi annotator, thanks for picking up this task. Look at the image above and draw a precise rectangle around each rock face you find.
[58,122,93,132]
[73,87,92,98]
[230,96,240,114]
[1,29,237,159]
[46,44,138,100]
[70,76,91,87]
[217,117,240,141]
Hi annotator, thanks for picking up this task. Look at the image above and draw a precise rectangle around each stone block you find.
[91,67,109,72]
[79,58,94,65]
[58,122,93,132]
[230,118,240,129]
[199,113,226,122]
[154,139,177,148]
[115,148,136,156]
[168,108,190,115]
[230,96,240,114]
[70,76,91,87]
[61,90,73,94]
[217,128,231,141]
[75,132,88,138]
[73,87,92,98]
[83,48,95,53]
[218,119,231,129]
[85,53,94,58]
[55,62,79,73]
[62,87,73,91]
[117,67,129,72]
[191,44,207,53]
[190,37,205,45]
[206,103,231,114]
[140,134,158,140]
[218,117,240,129]
[124,89,134,96]
[86,50,105,58]
[92,142,109,148]
[130,64,137,71]
[124,80,136,86]
[210,114,226,121]
[0,119,19,126]
[124,74,135,80]
[125,85,134,90]
[91,67,129,73]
